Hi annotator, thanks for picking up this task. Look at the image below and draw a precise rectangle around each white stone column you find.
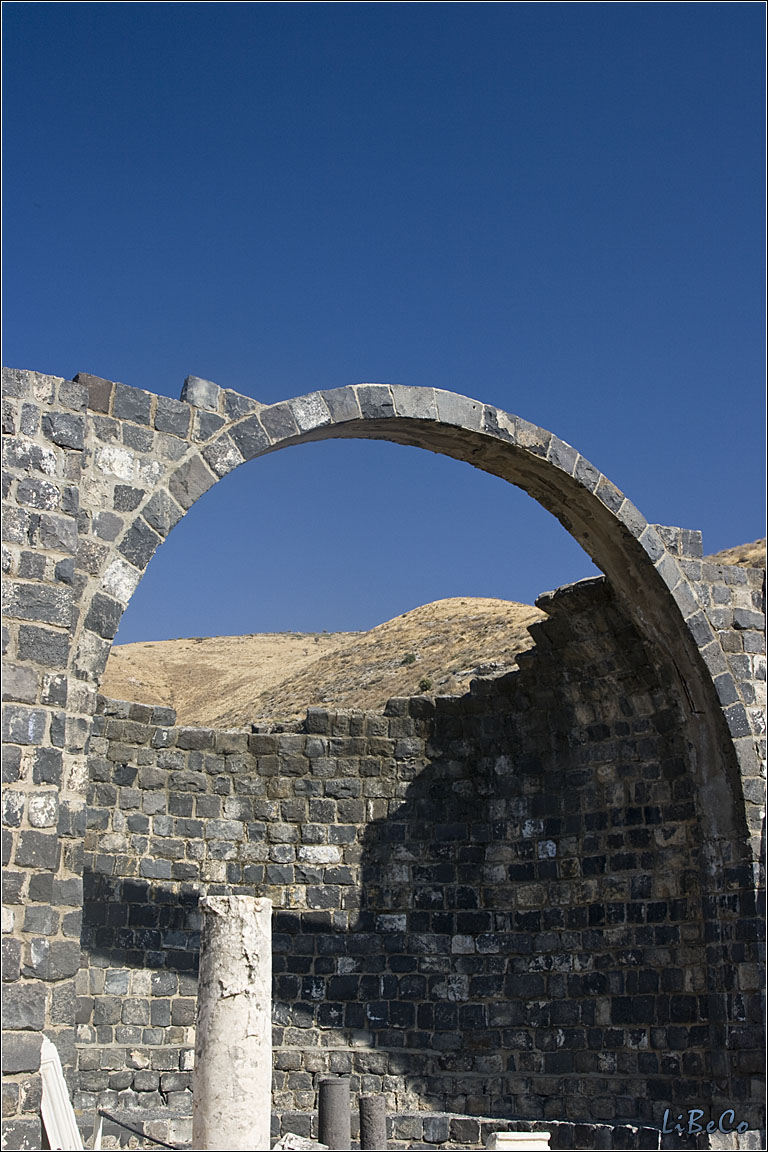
[192,895,273,1151]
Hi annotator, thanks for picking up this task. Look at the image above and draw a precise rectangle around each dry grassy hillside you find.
[101,630,357,726]
[102,538,765,727]
[220,598,544,727]
[705,538,765,569]
[102,598,544,727]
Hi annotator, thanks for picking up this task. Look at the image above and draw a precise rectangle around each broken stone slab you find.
[485,1133,551,1150]
[273,1135,330,1151]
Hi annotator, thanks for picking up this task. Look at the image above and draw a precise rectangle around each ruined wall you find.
[2,374,92,1148]
[2,366,765,1149]
[74,581,763,1141]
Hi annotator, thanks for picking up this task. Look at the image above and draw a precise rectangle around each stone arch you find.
[3,368,764,1145]
[74,380,755,868]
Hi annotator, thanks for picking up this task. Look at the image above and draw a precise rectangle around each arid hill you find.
[704,538,765,569]
[102,598,544,727]
[102,539,765,727]
[101,629,357,727]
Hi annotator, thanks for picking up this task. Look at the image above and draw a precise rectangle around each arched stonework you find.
[67,376,760,858]
[2,367,764,1148]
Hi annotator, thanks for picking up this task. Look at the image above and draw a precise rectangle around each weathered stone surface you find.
[41,412,84,450]
[92,511,123,542]
[118,520,162,569]
[155,395,192,437]
[435,390,484,430]
[2,746,22,784]
[142,489,184,536]
[1,1033,42,1074]
[222,390,259,419]
[572,454,602,492]
[40,673,67,708]
[22,906,58,935]
[113,382,152,426]
[515,416,551,456]
[3,437,58,477]
[2,984,46,1031]
[101,557,143,603]
[2,873,26,905]
[1,508,33,547]
[53,557,74,585]
[14,829,60,870]
[357,384,395,420]
[229,415,270,460]
[480,407,516,448]
[2,789,25,826]
[202,434,245,477]
[37,513,78,554]
[391,384,437,421]
[152,706,177,727]
[157,432,189,462]
[289,392,332,434]
[547,435,578,475]
[2,706,47,746]
[60,486,80,515]
[73,629,112,678]
[654,525,704,559]
[16,553,45,580]
[74,372,114,412]
[260,403,299,442]
[16,478,60,511]
[27,793,59,828]
[594,474,624,513]
[168,455,216,510]
[733,607,765,631]
[84,592,123,639]
[194,411,226,444]
[2,937,23,982]
[0,1116,43,1150]
[23,939,80,980]
[616,498,648,540]
[56,378,87,411]
[1,664,38,705]
[122,423,154,453]
[2,583,73,627]
[181,375,220,412]
[2,400,17,436]
[321,387,360,424]
[76,537,109,575]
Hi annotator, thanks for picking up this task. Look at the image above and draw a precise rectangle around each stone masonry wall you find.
[2,366,764,1148]
[75,580,764,1142]
[2,373,92,1149]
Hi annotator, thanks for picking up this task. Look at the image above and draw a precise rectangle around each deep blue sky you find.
[4,3,765,643]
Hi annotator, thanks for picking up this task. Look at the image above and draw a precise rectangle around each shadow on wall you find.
[78,580,761,1132]
[82,874,201,976]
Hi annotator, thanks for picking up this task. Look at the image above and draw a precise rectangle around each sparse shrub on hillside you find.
[402,652,417,665]
[418,677,433,693]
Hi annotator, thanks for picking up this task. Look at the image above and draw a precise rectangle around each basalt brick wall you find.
[74,580,763,1141]
[2,367,765,1149]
